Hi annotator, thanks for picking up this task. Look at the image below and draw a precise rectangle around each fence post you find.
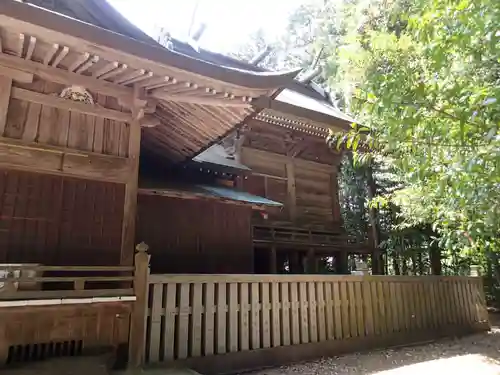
[128,242,150,368]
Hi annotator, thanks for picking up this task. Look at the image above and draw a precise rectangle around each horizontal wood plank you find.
[11,87,133,123]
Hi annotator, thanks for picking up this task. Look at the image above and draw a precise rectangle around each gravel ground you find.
[242,316,500,375]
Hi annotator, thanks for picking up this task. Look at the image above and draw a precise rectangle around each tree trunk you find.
[366,164,383,275]
[393,253,401,275]
[429,245,442,275]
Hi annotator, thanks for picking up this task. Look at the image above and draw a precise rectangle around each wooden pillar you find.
[128,242,150,367]
[269,246,277,274]
[285,160,297,222]
[0,75,12,136]
[120,86,143,266]
[305,248,316,274]
[429,246,442,275]
[290,250,301,274]
[336,251,349,274]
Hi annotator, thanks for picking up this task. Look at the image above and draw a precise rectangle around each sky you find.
[108,0,312,53]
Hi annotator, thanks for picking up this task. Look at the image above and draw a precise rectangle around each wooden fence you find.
[142,274,489,373]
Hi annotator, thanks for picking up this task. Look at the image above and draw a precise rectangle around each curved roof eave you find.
[0,1,300,90]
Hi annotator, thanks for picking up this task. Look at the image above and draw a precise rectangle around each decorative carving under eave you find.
[220,124,248,161]
[59,85,94,105]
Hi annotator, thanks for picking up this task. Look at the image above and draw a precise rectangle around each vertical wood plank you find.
[281,282,291,346]
[389,282,399,332]
[250,282,260,350]
[428,280,438,329]
[363,281,374,336]
[4,98,28,139]
[324,282,335,340]
[340,281,350,338]
[316,282,326,342]
[56,110,70,146]
[163,283,177,361]
[92,94,105,153]
[228,283,238,353]
[355,281,365,337]
[307,282,318,342]
[288,282,299,345]
[190,283,203,357]
[371,281,380,335]
[177,283,190,359]
[285,160,297,221]
[239,283,250,351]
[455,280,465,325]
[333,282,343,339]
[413,282,423,329]
[299,282,310,343]
[22,101,41,142]
[0,76,12,136]
[270,282,281,347]
[148,284,163,362]
[216,282,227,354]
[436,280,446,326]
[261,282,271,348]
[464,280,474,325]
[377,281,387,335]
[203,282,215,356]
[421,282,431,329]
[347,281,358,337]
[441,280,451,325]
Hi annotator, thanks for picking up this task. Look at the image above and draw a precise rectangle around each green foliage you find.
[328,0,500,275]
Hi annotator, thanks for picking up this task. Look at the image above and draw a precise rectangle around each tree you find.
[327,0,500,283]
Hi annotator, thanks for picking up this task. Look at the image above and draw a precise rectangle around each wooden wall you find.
[241,147,341,231]
[136,194,254,274]
[0,168,124,265]
[0,71,141,265]
[4,80,130,157]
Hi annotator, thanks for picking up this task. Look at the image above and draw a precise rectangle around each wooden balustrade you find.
[0,264,135,301]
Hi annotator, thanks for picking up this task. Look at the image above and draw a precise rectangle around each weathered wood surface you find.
[144,274,489,366]
[0,168,125,266]
[241,147,341,231]
[136,195,254,274]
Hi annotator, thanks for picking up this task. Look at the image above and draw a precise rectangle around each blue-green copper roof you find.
[198,185,283,207]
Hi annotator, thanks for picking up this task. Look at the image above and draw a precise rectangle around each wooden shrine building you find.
[0,0,374,277]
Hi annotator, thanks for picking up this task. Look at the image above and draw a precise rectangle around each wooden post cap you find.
[135,242,149,253]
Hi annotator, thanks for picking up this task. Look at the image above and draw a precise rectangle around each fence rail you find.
[144,274,488,368]
[0,264,134,300]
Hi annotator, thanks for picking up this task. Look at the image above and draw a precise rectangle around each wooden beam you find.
[68,52,90,73]
[50,46,69,67]
[43,43,59,65]
[0,65,33,83]
[0,52,132,99]
[140,115,160,128]
[0,139,131,183]
[24,36,36,61]
[11,87,133,123]
[285,159,297,222]
[0,75,12,136]
[75,55,99,74]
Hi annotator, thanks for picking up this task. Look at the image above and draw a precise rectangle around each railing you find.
[143,274,488,371]
[0,264,135,301]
